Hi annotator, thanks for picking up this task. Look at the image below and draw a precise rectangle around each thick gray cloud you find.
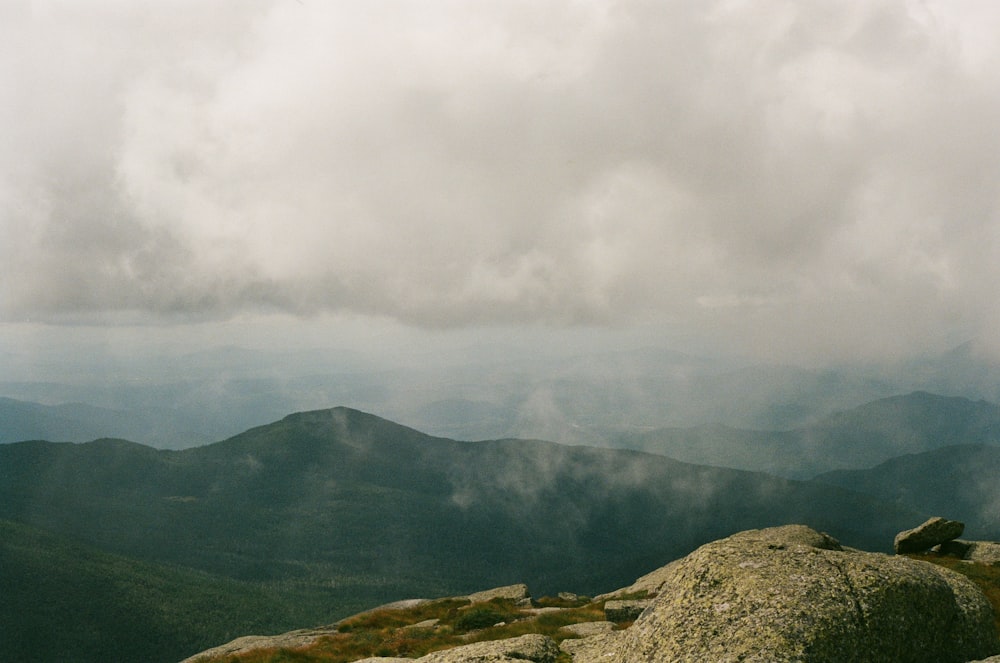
[3,0,1000,361]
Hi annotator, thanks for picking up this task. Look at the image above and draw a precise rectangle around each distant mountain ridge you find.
[615,391,1000,477]
[0,345,908,448]
[0,406,923,662]
[8,389,1000,480]
[815,444,1000,540]
[0,396,218,448]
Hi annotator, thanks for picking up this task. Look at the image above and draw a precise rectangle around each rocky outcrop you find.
[181,627,337,662]
[595,558,681,601]
[180,587,541,663]
[895,516,965,553]
[185,525,1000,663]
[342,634,559,663]
[418,634,559,662]
[613,525,998,662]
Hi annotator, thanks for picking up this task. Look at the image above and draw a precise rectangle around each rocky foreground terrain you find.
[185,521,1000,663]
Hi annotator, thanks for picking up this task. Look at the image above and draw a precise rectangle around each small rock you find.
[603,599,651,622]
[894,516,965,553]
[560,621,615,637]
[466,583,529,604]
[404,619,439,629]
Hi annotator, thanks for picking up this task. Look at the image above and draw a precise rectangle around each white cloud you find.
[3,0,1000,361]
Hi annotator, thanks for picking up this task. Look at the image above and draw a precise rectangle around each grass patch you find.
[534,594,592,609]
[195,598,615,662]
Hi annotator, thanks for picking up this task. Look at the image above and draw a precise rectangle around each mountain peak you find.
[277,406,433,439]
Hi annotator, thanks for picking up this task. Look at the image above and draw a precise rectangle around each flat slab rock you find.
[465,583,529,604]
[180,627,338,662]
[347,634,558,663]
[894,516,965,553]
[418,633,558,662]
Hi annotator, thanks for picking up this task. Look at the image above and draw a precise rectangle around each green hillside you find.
[0,407,925,662]
[0,518,376,663]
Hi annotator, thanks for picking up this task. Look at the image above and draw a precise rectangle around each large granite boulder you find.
[894,516,965,553]
[613,524,998,662]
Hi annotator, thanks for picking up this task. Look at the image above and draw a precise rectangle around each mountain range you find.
[0,405,929,663]
[4,393,1000,662]
[614,391,1000,478]
[816,443,1000,539]
[12,340,1000,449]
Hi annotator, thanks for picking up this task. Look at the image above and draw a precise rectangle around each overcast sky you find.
[3,0,1000,366]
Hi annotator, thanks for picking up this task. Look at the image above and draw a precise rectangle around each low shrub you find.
[453,607,512,632]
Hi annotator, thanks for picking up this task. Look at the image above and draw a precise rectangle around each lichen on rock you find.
[614,524,999,662]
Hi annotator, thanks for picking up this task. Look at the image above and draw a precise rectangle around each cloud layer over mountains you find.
[4,0,1000,361]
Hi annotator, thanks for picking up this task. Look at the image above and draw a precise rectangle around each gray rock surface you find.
[595,559,681,601]
[935,539,1000,564]
[560,631,620,662]
[966,541,1000,564]
[418,633,558,662]
[181,627,338,662]
[466,583,529,604]
[894,516,965,553]
[603,600,651,623]
[614,524,998,662]
[560,620,615,637]
[184,524,1000,663]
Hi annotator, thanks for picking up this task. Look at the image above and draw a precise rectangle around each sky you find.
[3,0,1000,368]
